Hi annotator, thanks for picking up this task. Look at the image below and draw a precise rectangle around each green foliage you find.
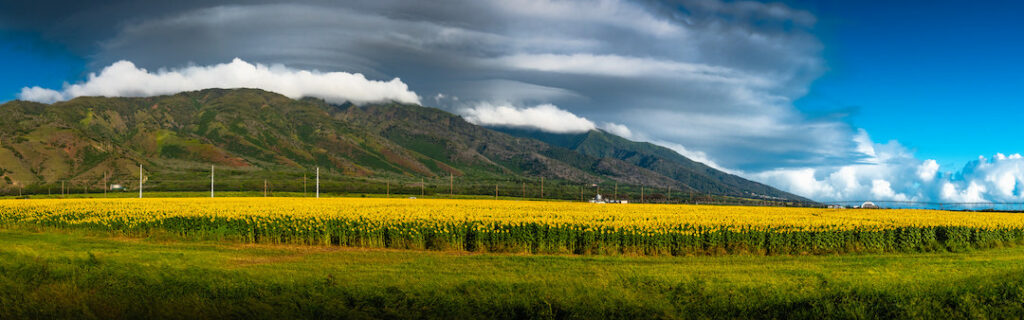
[386,131,450,162]
[5,209,1023,256]
[158,144,188,159]
[295,124,316,143]
[355,152,402,173]
[78,109,94,126]
[79,146,109,168]
[3,230,1024,319]
[195,109,218,135]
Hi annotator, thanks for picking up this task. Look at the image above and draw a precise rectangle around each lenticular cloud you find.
[460,102,597,134]
[18,58,421,105]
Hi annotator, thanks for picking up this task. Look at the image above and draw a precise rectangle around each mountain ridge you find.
[491,127,809,202]
[0,88,809,202]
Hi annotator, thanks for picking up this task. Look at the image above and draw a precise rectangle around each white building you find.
[591,194,628,204]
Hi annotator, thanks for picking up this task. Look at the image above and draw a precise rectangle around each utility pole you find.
[667,186,671,203]
[61,180,64,196]
[303,173,307,196]
[580,185,583,202]
[264,179,268,197]
[210,165,215,198]
[641,185,645,203]
[103,172,107,196]
[495,184,498,200]
[421,178,425,196]
[139,164,143,199]
[316,167,320,198]
[540,177,544,199]
[449,174,453,197]
[614,182,618,200]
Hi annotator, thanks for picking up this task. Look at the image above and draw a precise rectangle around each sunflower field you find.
[2,197,1023,255]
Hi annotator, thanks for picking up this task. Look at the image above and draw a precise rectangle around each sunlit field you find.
[3,197,1023,255]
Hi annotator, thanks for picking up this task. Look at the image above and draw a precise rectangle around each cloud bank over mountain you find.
[0,0,834,171]
[19,58,419,105]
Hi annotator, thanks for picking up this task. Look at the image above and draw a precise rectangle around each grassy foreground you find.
[2,229,1024,319]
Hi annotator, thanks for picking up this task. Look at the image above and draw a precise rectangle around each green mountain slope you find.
[491,128,809,202]
[0,88,808,202]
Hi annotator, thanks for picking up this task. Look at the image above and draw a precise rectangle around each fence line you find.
[12,168,1024,210]
[0,166,814,207]
[826,200,1024,211]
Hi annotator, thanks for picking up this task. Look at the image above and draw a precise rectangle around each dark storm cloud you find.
[2,0,860,172]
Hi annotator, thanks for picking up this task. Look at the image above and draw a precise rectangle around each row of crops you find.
[2,198,1024,255]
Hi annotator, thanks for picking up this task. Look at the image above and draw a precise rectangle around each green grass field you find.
[2,228,1024,319]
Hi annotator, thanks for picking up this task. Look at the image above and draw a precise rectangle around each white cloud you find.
[18,58,420,105]
[941,181,988,203]
[751,130,1024,205]
[17,87,65,105]
[599,122,634,139]
[754,168,835,200]
[917,159,939,182]
[492,54,768,86]
[852,129,877,160]
[870,180,908,201]
[653,140,733,173]
[460,102,596,133]
[490,0,682,37]
[448,80,582,106]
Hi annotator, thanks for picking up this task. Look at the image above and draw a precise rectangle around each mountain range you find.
[0,88,809,202]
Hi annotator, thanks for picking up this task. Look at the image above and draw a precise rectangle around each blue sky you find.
[789,1,1024,170]
[0,33,83,101]
[1,0,1022,203]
